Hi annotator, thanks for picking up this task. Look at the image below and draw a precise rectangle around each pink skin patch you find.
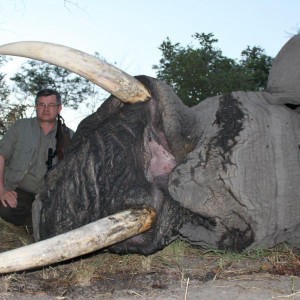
[148,140,176,177]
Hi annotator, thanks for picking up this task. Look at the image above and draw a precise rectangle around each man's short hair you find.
[35,89,62,105]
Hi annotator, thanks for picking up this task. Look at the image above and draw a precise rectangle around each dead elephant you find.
[0,34,299,273]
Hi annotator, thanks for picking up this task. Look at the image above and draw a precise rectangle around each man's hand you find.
[0,188,17,208]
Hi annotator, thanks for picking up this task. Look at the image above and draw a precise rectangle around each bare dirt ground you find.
[1,220,300,300]
[2,274,300,300]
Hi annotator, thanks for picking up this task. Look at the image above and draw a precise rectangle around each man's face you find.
[36,95,62,123]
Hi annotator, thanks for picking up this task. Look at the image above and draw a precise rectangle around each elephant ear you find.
[267,33,300,105]
[169,91,300,251]
[168,35,300,251]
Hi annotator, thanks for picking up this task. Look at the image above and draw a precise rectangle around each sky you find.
[0,0,299,130]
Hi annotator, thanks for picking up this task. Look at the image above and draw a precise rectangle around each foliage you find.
[0,34,275,134]
[153,33,274,107]
[239,45,274,91]
[0,53,108,136]
[0,56,19,136]
[10,59,98,109]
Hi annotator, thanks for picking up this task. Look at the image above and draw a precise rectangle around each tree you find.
[153,33,274,107]
[10,59,99,109]
[0,56,23,136]
[0,57,108,137]
[0,51,112,137]
[239,46,273,91]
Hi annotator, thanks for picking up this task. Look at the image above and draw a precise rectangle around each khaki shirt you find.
[0,118,58,193]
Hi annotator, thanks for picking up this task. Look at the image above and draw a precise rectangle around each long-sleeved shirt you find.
[0,117,69,193]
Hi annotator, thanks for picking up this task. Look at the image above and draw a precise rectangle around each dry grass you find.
[0,217,300,295]
[0,218,33,251]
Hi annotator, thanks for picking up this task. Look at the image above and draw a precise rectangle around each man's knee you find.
[0,201,32,226]
[0,204,24,225]
[0,189,35,226]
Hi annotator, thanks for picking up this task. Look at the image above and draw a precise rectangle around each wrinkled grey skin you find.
[34,76,204,255]
[34,34,300,254]
[171,34,300,250]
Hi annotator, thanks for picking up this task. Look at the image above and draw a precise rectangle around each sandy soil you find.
[1,264,300,300]
[1,273,300,299]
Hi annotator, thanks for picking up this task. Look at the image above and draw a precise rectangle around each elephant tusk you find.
[0,41,151,103]
[0,207,156,274]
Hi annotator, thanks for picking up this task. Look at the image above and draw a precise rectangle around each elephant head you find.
[0,34,299,273]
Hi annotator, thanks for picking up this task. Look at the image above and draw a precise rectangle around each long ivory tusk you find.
[0,41,151,103]
[0,207,156,274]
